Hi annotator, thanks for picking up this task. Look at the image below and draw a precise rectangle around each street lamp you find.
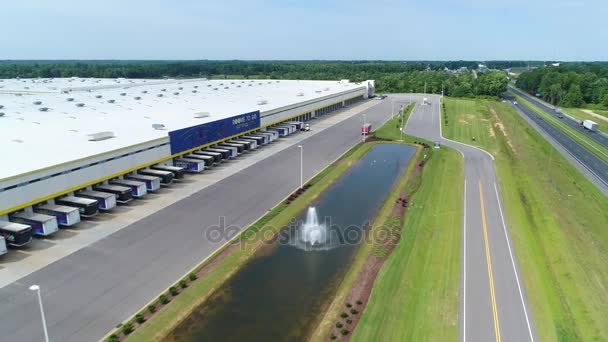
[29,285,50,342]
[362,113,367,143]
[298,145,303,190]
[391,100,395,119]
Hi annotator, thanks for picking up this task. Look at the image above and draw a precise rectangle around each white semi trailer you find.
[582,120,598,132]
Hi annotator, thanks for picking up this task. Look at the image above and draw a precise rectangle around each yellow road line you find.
[479,179,502,342]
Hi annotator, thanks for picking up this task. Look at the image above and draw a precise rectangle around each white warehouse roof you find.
[0,78,365,180]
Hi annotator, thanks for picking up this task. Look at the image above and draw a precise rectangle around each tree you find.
[562,84,584,107]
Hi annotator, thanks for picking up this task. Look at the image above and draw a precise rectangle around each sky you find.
[1,0,607,61]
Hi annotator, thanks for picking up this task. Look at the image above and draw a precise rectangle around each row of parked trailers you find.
[0,124,303,255]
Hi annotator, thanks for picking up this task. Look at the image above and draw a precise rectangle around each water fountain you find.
[301,207,326,246]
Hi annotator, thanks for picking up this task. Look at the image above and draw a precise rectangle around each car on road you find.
[513,101,518,105]
[301,124,310,131]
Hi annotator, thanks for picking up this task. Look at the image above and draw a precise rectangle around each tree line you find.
[516,63,608,108]
[0,60,508,97]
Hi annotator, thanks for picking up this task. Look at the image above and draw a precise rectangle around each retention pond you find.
[168,143,415,341]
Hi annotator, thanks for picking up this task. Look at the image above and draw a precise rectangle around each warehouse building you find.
[0,77,375,220]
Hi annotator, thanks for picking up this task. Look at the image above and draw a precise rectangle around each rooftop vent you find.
[178,87,183,90]
[315,90,322,93]
[194,112,211,118]
[15,94,22,97]
[87,131,115,141]
[173,92,179,95]
[213,88,218,91]
[107,99,115,103]
[297,92,304,96]
[0,105,3,109]
[142,90,148,94]
[66,98,75,102]
[324,88,330,91]
[237,85,241,87]
[134,96,142,100]
[95,95,102,98]
[0,112,5,117]
[207,84,212,87]
[152,123,166,130]
[12,139,24,143]
[157,94,164,97]
[161,88,167,92]
[192,90,198,93]
[39,107,50,112]
[76,103,85,107]
[120,93,126,96]
[33,101,42,105]
[248,84,253,86]
[224,87,229,89]
[69,129,78,133]
[258,83,262,85]
[257,100,268,105]
[194,85,199,88]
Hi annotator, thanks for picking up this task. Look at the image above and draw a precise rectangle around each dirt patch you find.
[494,122,515,151]
[458,118,470,125]
[581,109,608,123]
[466,113,476,120]
[488,125,496,138]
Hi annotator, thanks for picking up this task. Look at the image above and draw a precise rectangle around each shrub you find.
[148,304,156,313]
[135,313,145,324]
[346,319,353,324]
[341,328,349,336]
[169,286,178,296]
[179,279,188,289]
[330,334,337,340]
[189,273,197,281]
[121,322,133,335]
[159,294,169,305]
[345,303,352,308]
[335,322,343,328]
[340,312,348,318]
[350,308,359,315]
[107,334,118,342]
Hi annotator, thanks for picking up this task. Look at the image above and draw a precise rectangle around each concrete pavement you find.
[0,96,398,342]
[405,95,536,342]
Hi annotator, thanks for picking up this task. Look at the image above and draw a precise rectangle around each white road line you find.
[493,181,535,342]
[463,179,467,342]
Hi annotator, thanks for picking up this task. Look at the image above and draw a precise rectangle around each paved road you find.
[405,95,537,342]
[0,98,397,342]
[509,85,608,148]
[502,92,608,193]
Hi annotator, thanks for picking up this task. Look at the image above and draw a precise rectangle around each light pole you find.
[391,100,395,119]
[362,113,367,143]
[29,285,50,342]
[298,145,303,189]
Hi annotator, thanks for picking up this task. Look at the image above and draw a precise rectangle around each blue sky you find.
[1,0,606,60]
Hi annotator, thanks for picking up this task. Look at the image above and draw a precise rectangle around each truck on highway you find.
[583,120,598,132]
[361,123,372,135]
[423,97,429,105]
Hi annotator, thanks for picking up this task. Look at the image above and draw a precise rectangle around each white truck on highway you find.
[423,97,429,105]
[582,120,598,132]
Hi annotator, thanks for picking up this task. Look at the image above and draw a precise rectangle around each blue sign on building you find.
[169,111,260,154]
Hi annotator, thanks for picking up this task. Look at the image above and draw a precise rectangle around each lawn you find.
[442,97,608,341]
[351,142,463,341]
[510,93,608,163]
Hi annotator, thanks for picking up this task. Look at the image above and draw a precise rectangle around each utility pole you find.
[424,82,427,94]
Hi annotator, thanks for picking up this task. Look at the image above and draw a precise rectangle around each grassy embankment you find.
[443,97,608,341]
[510,93,608,163]
[562,107,608,132]
[310,103,464,341]
[120,136,394,342]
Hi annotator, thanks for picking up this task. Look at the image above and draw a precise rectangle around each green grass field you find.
[443,97,608,341]
[510,93,608,163]
[339,111,463,341]
[562,107,608,132]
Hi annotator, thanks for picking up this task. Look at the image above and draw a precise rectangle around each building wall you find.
[0,87,367,214]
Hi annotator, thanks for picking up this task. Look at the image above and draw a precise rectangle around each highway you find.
[0,97,397,342]
[502,92,608,194]
[509,85,608,148]
[405,95,537,342]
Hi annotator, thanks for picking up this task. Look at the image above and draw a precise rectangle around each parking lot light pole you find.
[298,145,303,189]
[29,285,49,342]
[362,113,367,143]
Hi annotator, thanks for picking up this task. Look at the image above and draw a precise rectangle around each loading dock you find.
[174,158,206,173]
[138,169,174,185]
[55,196,100,217]
[76,190,118,210]
[204,148,231,160]
[151,165,185,179]
[0,221,33,247]
[125,174,162,192]
[186,153,215,168]
[93,184,134,203]
[9,212,59,237]
[34,204,81,226]
[110,179,148,198]
[217,142,244,154]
